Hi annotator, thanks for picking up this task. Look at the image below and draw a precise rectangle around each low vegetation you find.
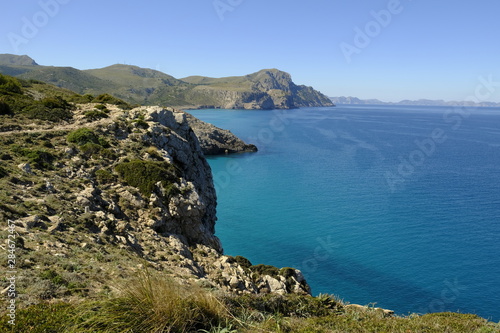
[1,270,498,332]
[115,159,180,197]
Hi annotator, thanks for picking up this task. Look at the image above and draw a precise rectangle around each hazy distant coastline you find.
[330,96,500,108]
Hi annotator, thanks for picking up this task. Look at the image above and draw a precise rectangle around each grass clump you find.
[0,303,74,332]
[115,159,179,197]
[69,271,227,333]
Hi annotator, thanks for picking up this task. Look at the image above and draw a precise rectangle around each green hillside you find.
[0,54,333,110]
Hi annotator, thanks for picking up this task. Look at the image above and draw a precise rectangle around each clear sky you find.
[1,0,500,102]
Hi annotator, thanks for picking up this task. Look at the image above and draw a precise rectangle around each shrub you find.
[100,148,117,160]
[11,147,56,169]
[115,160,179,197]
[41,96,72,110]
[145,146,162,160]
[0,99,11,115]
[92,94,131,110]
[67,128,99,146]
[0,74,23,95]
[17,96,75,122]
[280,267,296,278]
[26,149,55,169]
[79,142,102,157]
[25,104,73,122]
[234,255,252,269]
[95,169,115,184]
[250,264,280,278]
[94,104,108,111]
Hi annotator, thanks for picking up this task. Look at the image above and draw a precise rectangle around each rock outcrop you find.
[183,111,258,155]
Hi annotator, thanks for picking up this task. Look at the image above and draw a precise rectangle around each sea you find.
[188,105,500,322]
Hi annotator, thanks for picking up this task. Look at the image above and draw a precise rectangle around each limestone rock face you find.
[183,112,258,155]
[141,106,222,251]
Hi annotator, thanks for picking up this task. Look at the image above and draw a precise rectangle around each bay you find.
[188,105,500,321]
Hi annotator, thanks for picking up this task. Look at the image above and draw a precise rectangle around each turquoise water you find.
[188,106,500,321]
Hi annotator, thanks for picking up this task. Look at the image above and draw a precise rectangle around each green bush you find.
[0,74,23,95]
[92,94,131,110]
[79,142,102,157]
[280,267,296,278]
[250,264,280,278]
[95,169,115,184]
[11,147,56,169]
[26,149,55,169]
[25,103,73,122]
[14,96,75,122]
[115,159,179,197]
[0,99,11,115]
[234,255,253,269]
[100,148,117,160]
[67,128,99,146]
[41,96,72,110]
[95,104,108,111]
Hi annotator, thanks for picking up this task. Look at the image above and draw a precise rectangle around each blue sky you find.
[1,0,500,102]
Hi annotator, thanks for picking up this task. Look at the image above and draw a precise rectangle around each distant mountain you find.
[0,54,38,66]
[330,96,500,108]
[0,54,333,110]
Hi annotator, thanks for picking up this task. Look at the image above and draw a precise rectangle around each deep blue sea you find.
[188,105,500,322]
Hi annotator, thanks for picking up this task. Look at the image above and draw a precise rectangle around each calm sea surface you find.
[188,105,500,321]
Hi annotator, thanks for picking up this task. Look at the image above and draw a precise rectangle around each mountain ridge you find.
[0,54,333,110]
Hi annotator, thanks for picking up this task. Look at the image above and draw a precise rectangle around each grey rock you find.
[183,112,258,155]
[18,163,33,174]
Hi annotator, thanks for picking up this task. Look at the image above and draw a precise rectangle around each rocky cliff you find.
[0,77,309,308]
[182,69,334,110]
